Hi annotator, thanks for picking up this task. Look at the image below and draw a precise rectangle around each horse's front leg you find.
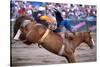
[63,48,76,63]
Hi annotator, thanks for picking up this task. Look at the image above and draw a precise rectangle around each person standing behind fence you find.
[18,7,26,17]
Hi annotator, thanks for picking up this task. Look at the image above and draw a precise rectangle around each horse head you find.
[74,32,95,49]
[81,32,95,49]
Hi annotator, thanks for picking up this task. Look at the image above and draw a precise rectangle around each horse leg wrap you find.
[14,29,21,40]
[58,45,65,55]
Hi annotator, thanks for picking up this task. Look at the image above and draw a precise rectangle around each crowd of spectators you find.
[10,1,96,21]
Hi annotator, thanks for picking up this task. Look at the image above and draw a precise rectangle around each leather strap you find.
[39,29,50,42]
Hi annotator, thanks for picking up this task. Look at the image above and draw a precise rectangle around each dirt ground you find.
[11,33,96,66]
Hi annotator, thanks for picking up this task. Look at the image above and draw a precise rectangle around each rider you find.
[39,15,57,30]
[52,8,74,33]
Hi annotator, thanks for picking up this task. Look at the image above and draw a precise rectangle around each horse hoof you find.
[23,40,32,45]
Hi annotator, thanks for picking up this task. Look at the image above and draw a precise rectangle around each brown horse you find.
[15,20,95,63]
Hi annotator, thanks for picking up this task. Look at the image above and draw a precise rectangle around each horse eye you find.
[90,36,92,39]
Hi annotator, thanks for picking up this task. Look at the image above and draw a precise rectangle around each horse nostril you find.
[90,45,94,49]
[90,42,95,49]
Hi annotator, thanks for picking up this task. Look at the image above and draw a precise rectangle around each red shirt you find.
[18,9,24,15]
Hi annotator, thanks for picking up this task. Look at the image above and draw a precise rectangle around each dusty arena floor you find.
[11,33,96,66]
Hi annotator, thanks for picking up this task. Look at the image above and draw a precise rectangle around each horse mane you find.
[65,32,91,41]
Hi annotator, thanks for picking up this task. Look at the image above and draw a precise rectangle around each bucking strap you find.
[39,29,50,43]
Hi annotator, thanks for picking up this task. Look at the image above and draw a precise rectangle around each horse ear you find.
[72,32,75,35]
[88,31,91,33]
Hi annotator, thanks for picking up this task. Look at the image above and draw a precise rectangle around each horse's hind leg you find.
[63,50,76,63]
[38,44,42,48]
